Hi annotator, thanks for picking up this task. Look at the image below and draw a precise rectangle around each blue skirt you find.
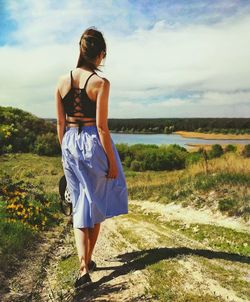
[61,125,128,228]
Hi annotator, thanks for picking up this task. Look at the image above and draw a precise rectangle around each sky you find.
[0,0,250,119]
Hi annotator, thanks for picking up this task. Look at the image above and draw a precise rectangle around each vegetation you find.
[0,106,58,155]
[116,207,250,301]
[207,144,224,159]
[116,143,189,171]
[46,117,250,134]
[126,150,250,221]
[1,147,249,300]
[0,157,63,274]
[109,117,250,134]
[242,144,250,157]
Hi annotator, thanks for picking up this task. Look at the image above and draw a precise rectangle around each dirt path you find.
[1,218,71,302]
[2,199,250,301]
[38,217,152,302]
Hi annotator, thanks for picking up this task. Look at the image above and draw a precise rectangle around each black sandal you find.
[88,260,97,273]
[74,272,92,288]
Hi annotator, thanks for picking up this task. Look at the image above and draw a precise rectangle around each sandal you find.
[88,260,97,273]
[74,272,92,288]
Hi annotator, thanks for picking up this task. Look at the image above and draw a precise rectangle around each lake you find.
[110,132,250,149]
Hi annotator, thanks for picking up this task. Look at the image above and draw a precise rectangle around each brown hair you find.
[76,26,107,73]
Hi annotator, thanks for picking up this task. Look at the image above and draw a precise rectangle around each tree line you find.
[46,117,250,134]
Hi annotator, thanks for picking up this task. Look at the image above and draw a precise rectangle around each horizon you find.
[0,0,250,119]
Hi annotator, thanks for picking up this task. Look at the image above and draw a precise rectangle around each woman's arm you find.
[96,78,118,178]
[55,77,66,146]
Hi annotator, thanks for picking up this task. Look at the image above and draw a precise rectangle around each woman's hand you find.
[106,160,118,179]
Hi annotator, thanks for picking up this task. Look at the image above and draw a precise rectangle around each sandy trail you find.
[2,199,249,301]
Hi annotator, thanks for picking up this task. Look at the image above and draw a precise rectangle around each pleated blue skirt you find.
[61,125,128,228]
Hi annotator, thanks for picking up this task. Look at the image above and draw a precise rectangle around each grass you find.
[0,219,37,272]
[115,204,250,301]
[197,257,250,300]
[173,221,250,256]
[128,203,250,257]
[2,152,249,220]
[127,152,250,220]
[1,151,249,300]
[144,260,225,302]
[0,153,64,194]
[115,213,229,301]
[56,253,79,288]
[0,153,65,277]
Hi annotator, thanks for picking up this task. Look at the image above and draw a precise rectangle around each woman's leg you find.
[74,227,89,276]
[88,222,101,263]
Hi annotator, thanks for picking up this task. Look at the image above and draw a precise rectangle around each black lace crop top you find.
[62,70,97,119]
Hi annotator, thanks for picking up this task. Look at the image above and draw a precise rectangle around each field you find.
[0,151,249,301]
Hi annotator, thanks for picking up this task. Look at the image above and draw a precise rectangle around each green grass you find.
[0,219,37,272]
[56,254,79,289]
[0,153,65,276]
[129,203,250,257]
[115,214,228,301]
[127,170,250,220]
[0,153,64,194]
[169,221,250,256]
[198,257,250,300]
[145,260,225,302]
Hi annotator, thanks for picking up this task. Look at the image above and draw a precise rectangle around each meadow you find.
[0,144,249,300]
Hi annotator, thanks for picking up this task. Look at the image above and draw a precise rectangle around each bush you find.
[218,198,238,212]
[34,132,61,156]
[242,144,250,158]
[0,106,56,154]
[130,160,143,171]
[124,155,133,167]
[115,143,130,161]
[224,144,237,153]
[185,152,202,167]
[208,144,224,159]
[0,173,62,231]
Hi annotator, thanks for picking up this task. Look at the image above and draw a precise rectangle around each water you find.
[110,132,250,149]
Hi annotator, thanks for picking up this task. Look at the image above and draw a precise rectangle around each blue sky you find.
[0,0,250,118]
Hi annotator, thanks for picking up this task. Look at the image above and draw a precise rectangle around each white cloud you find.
[0,1,250,118]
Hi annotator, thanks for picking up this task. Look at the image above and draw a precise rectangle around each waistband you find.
[65,124,97,135]
[66,120,97,134]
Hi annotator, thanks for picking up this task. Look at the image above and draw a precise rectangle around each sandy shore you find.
[174,131,250,140]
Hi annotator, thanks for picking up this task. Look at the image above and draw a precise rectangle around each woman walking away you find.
[55,26,129,289]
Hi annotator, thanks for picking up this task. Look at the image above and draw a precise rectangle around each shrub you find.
[124,155,133,167]
[185,152,202,167]
[130,160,143,171]
[224,144,237,153]
[208,144,224,159]
[115,143,130,161]
[34,132,61,156]
[0,173,62,231]
[218,198,239,216]
[241,144,250,158]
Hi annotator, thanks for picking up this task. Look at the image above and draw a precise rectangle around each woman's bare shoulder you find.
[93,74,110,88]
[56,73,70,90]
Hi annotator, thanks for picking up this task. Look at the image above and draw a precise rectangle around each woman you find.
[55,26,128,288]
